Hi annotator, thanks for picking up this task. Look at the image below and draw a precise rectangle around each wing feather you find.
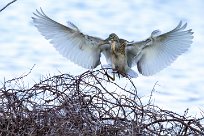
[32,8,103,69]
[137,21,193,76]
[127,21,193,76]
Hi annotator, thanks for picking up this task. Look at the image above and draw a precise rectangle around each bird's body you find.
[111,39,127,75]
[32,9,193,79]
[109,38,137,77]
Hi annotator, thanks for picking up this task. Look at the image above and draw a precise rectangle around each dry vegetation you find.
[0,68,204,136]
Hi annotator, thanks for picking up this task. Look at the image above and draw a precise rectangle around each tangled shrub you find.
[0,69,204,136]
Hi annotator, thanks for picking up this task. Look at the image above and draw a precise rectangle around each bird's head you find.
[98,33,119,46]
[107,33,119,42]
[108,34,121,51]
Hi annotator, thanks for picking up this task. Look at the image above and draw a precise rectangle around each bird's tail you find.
[126,68,138,78]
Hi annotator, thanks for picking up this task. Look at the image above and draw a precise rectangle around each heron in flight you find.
[32,9,193,79]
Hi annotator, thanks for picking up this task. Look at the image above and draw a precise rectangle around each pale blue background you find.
[0,0,204,116]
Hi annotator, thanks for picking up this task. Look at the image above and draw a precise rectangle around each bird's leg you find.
[117,70,128,78]
[117,71,121,79]
[111,67,116,81]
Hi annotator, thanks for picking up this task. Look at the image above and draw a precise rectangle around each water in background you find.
[0,0,204,116]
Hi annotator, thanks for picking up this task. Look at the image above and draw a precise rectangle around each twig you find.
[0,0,17,12]
[4,64,36,84]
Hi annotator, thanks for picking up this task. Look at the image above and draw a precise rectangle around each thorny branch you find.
[0,68,204,135]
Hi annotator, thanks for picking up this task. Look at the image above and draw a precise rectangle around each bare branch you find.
[0,0,17,12]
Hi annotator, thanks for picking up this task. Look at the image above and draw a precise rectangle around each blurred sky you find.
[0,0,204,115]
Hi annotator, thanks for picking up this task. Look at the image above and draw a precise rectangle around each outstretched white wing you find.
[32,9,104,69]
[128,21,193,76]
